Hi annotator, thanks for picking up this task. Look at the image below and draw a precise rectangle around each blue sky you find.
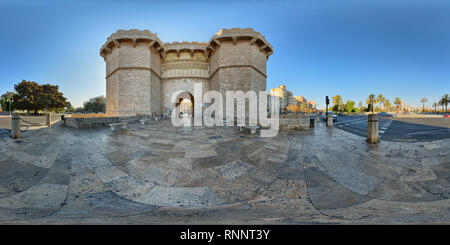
[0,0,449,109]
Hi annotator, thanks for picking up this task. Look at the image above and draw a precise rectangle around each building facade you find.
[100,28,273,117]
[292,95,306,106]
[269,85,292,110]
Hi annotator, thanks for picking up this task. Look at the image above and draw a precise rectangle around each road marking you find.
[334,117,367,125]
[393,138,417,142]
[407,128,450,135]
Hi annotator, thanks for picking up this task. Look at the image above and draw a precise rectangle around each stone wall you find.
[278,118,310,131]
[100,28,273,118]
[64,115,147,128]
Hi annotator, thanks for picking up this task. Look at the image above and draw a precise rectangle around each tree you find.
[366,94,376,113]
[376,94,385,111]
[41,84,67,111]
[83,96,106,113]
[65,101,74,112]
[441,94,449,113]
[286,104,301,114]
[439,98,445,113]
[433,102,439,113]
[13,80,43,115]
[12,80,67,115]
[332,95,344,112]
[344,100,355,113]
[394,97,402,113]
[0,91,15,113]
[74,107,84,113]
[384,99,391,111]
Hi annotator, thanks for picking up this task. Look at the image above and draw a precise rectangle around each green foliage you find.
[74,107,84,113]
[65,101,74,112]
[83,96,106,113]
[377,94,385,107]
[0,91,15,112]
[12,80,67,115]
[384,99,391,111]
[440,94,449,112]
[332,95,344,112]
[345,100,355,113]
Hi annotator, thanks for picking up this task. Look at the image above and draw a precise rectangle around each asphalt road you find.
[329,114,450,142]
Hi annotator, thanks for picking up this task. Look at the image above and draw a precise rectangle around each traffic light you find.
[326,96,329,105]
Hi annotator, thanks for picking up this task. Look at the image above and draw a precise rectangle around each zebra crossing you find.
[333,115,450,142]
[334,116,393,138]
[378,118,393,138]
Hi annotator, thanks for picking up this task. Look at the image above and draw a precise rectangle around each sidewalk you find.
[0,121,448,224]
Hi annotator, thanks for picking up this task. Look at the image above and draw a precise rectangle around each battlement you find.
[206,28,273,58]
[100,29,165,58]
[164,41,207,54]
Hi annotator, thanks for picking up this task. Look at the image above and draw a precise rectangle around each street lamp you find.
[8,97,13,116]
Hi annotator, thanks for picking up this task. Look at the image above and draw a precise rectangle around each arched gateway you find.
[100,28,273,117]
[176,92,194,118]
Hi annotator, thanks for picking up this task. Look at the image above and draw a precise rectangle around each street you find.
[330,114,450,142]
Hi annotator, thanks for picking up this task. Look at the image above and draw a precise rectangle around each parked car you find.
[322,112,337,122]
[377,112,394,118]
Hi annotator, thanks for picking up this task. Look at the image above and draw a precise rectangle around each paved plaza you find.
[0,120,449,224]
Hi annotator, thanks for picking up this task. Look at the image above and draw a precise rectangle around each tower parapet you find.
[207,28,273,119]
[100,29,164,116]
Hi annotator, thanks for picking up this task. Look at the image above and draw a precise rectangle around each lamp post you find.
[8,98,13,116]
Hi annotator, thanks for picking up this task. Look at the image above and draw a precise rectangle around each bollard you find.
[310,117,315,128]
[327,114,333,127]
[11,113,21,139]
[367,114,379,144]
[61,115,65,126]
[46,113,51,126]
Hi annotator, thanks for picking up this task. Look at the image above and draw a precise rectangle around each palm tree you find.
[366,94,376,113]
[377,94,385,112]
[394,97,402,114]
[439,98,445,113]
[433,102,438,113]
[384,99,391,112]
[441,94,449,113]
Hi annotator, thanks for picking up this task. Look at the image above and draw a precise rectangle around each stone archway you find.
[176,92,194,118]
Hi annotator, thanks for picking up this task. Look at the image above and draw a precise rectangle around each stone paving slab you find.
[0,121,449,224]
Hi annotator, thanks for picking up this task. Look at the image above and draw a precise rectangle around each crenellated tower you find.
[207,28,273,94]
[100,29,164,116]
[206,28,273,119]
[100,28,273,118]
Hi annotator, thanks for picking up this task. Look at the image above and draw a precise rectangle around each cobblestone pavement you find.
[0,120,449,224]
